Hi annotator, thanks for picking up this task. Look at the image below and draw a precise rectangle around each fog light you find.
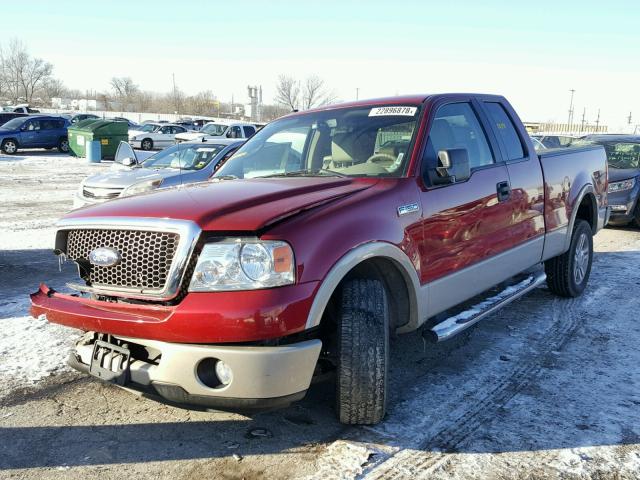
[215,360,233,386]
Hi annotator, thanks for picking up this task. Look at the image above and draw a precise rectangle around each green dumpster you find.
[68,119,129,159]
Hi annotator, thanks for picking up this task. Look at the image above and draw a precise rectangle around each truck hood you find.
[82,167,187,189]
[608,168,640,182]
[67,176,377,231]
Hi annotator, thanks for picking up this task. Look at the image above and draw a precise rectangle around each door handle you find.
[496,181,511,202]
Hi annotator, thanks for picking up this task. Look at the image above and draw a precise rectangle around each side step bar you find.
[426,272,547,343]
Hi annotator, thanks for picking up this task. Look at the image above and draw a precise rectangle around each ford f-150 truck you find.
[31,94,609,425]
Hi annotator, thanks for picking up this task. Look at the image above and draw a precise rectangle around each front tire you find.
[141,138,153,150]
[545,219,593,297]
[336,278,389,425]
[57,137,69,153]
[1,139,18,155]
[633,203,640,229]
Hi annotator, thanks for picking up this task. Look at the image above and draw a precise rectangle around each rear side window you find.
[428,103,494,170]
[484,102,524,160]
[243,126,256,138]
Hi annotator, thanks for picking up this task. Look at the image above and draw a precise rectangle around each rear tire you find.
[1,139,18,155]
[336,278,389,425]
[57,137,69,153]
[141,138,153,150]
[545,219,593,297]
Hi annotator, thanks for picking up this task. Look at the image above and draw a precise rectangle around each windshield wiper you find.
[259,168,347,179]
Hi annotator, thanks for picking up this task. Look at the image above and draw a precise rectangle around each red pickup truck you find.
[31,94,609,425]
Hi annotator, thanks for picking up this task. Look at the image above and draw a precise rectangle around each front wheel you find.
[1,139,18,155]
[141,138,153,150]
[336,278,389,425]
[545,219,593,297]
[57,137,69,153]
[633,203,640,229]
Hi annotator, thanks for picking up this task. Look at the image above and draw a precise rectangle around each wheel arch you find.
[304,242,421,333]
[565,184,598,251]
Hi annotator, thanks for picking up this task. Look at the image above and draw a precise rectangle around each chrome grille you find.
[82,186,123,199]
[65,229,180,291]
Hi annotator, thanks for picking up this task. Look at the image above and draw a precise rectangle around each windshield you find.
[139,124,160,132]
[1,117,26,129]
[596,141,640,169]
[201,123,228,136]
[215,105,421,179]
[141,143,225,170]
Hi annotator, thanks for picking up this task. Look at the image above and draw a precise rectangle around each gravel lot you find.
[1,151,639,479]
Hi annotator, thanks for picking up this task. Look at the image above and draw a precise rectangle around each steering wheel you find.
[366,153,397,168]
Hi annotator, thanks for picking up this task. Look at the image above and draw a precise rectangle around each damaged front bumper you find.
[69,331,321,411]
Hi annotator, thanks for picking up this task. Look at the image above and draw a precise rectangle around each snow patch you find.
[305,441,375,480]
[0,311,79,396]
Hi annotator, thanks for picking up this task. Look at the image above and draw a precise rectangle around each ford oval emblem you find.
[88,247,121,267]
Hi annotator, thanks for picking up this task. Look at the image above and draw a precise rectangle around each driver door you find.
[419,101,514,317]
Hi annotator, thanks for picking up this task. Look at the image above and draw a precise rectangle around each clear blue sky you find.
[2,0,638,128]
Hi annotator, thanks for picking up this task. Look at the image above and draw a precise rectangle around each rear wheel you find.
[1,139,18,155]
[57,137,69,153]
[545,219,593,297]
[141,138,153,150]
[336,278,389,425]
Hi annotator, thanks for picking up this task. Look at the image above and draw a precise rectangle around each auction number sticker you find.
[369,106,417,117]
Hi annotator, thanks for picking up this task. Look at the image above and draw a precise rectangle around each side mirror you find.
[431,149,470,185]
[122,157,137,167]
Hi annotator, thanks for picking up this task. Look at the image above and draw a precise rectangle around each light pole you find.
[567,89,575,130]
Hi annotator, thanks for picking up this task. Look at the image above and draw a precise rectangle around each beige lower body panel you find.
[75,336,322,400]
[420,236,545,322]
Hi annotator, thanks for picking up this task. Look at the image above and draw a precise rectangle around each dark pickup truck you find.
[31,93,609,424]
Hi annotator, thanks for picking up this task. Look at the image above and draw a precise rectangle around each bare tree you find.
[274,75,300,111]
[0,39,53,103]
[301,75,338,110]
[41,77,66,102]
[110,77,138,98]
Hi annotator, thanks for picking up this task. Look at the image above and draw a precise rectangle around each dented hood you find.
[66,176,376,231]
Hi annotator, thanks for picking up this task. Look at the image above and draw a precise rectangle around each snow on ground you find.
[0,151,109,395]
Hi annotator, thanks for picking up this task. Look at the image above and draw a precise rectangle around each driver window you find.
[426,103,494,171]
[160,126,171,134]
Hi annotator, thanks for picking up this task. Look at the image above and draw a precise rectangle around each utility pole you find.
[172,73,178,115]
[595,109,600,132]
[567,89,575,130]
[580,107,586,132]
[628,112,633,125]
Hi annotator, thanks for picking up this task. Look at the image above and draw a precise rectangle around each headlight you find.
[121,178,162,197]
[189,239,295,291]
[608,177,636,193]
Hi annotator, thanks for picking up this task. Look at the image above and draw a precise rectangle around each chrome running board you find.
[426,272,547,342]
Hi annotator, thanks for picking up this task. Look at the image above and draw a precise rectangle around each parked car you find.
[128,123,189,150]
[531,134,579,149]
[73,139,244,209]
[581,134,640,227]
[70,113,100,124]
[0,112,27,127]
[530,136,546,151]
[2,104,40,114]
[31,93,608,425]
[174,121,257,143]
[0,115,70,154]
[111,117,140,129]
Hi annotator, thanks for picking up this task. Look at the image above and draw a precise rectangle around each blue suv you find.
[0,115,70,154]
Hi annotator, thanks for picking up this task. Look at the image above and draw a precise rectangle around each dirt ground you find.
[1,151,639,479]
